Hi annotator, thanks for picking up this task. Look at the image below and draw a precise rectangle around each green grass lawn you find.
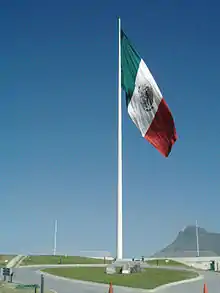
[0,255,15,266]
[21,255,111,266]
[146,259,188,267]
[43,267,198,290]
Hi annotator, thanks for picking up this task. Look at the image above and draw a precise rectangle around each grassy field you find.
[0,255,15,266]
[43,267,198,290]
[146,259,188,267]
[21,255,111,266]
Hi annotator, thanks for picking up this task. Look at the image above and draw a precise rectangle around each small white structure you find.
[122,263,131,274]
[122,268,130,274]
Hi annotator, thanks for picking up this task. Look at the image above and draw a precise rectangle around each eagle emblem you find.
[138,84,154,112]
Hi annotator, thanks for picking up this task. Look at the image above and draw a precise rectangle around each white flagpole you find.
[117,17,123,260]
[196,220,199,257]
[53,219,58,256]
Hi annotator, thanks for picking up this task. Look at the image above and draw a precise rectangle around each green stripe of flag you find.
[121,30,141,106]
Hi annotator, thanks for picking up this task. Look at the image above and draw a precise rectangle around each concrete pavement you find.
[11,264,211,293]
[6,255,24,268]
[13,266,145,293]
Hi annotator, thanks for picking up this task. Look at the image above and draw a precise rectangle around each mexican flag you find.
[121,30,177,157]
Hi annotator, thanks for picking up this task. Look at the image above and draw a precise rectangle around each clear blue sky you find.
[1,0,219,258]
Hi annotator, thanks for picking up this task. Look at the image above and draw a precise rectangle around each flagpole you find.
[117,17,123,260]
[196,220,199,257]
[53,219,58,256]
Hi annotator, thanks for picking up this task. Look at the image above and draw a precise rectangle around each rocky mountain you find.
[153,226,220,257]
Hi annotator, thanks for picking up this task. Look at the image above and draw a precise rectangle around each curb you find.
[148,273,204,292]
[40,270,204,292]
[20,264,107,268]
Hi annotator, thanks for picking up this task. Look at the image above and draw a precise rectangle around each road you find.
[13,266,144,293]
[160,271,220,293]
[10,264,220,293]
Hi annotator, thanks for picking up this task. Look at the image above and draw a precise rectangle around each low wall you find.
[145,256,220,271]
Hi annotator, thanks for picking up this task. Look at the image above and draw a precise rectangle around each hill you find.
[153,225,220,257]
